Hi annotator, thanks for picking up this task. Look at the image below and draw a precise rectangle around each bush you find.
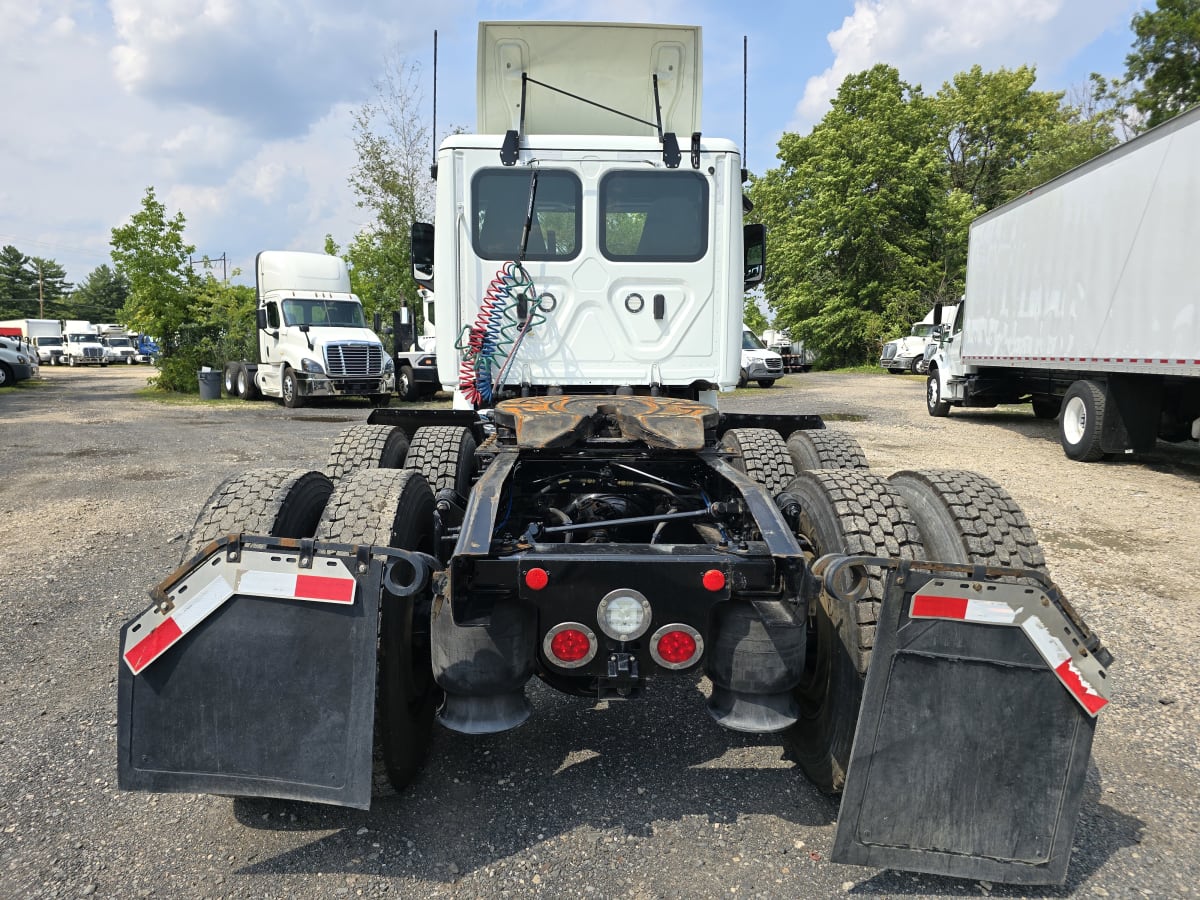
[151,323,222,393]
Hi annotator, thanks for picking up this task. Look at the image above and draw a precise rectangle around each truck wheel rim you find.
[927,378,938,408]
[1063,396,1087,444]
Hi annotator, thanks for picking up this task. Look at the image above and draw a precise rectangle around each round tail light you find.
[650,624,704,670]
[543,622,596,668]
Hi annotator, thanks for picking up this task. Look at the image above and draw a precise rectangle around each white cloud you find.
[108,0,453,139]
[793,0,1136,128]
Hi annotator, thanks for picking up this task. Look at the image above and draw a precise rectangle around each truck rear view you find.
[116,21,1113,887]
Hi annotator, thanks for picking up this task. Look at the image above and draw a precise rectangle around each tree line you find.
[18,0,1193,390]
[751,0,1200,366]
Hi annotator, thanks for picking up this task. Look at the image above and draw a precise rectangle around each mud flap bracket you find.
[117,537,419,810]
[821,556,1112,885]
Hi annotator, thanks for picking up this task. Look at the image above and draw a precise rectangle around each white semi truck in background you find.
[926,104,1199,461]
[880,304,957,375]
[61,321,108,366]
[220,251,394,407]
[118,22,1112,887]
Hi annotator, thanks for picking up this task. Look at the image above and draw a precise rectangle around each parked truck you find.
[0,318,64,366]
[880,305,957,375]
[926,104,1200,460]
[219,251,394,407]
[118,22,1111,886]
[738,324,784,387]
[0,336,38,386]
[61,321,108,367]
[390,286,439,401]
[763,328,815,373]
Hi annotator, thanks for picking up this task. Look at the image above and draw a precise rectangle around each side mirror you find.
[411,222,435,289]
[744,223,766,288]
[256,307,267,331]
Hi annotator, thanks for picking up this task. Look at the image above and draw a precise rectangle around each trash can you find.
[197,369,222,400]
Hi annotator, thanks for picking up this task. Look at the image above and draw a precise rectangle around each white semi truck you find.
[220,251,394,407]
[880,304,957,375]
[926,104,1200,461]
[118,22,1112,886]
[61,321,108,367]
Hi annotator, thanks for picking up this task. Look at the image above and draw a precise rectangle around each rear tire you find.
[404,426,477,496]
[326,424,411,482]
[888,470,1047,572]
[786,430,868,470]
[781,471,924,793]
[223,362,243,399]
[316,468,439,793]
[397,365,418,402]
[926,372,950,417]
[1032,395,1059,420]
[236,365,260,400]
[1060,380,1106,461]
[719,428,796,496]
[737,368,748,389]
[182,468,333,564]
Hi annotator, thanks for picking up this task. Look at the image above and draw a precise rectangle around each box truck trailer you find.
[926,104,1200,460]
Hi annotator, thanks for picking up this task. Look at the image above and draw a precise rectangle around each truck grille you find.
[325,342,382,377]
[881,342,898,360]
[765,358,783,373]
[84,346,104,359]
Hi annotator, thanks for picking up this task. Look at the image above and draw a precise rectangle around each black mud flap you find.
[117,537,425,810]
[824,557,1112,886]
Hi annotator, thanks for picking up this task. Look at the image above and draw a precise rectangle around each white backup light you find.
[597,589,651,641]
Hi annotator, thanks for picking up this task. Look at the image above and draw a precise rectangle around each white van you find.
[739,325,784,388]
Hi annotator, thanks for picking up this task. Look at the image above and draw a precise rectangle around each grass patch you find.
[135,385,240,406]
[820,364,892,375]
[0,377,55,394]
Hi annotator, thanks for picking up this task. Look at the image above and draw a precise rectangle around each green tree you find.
[69,264,130,322]
[751,65,955,366]
[110,186,198,390]
[1125,0,1200,127]
[1000,91,1120,198]
[0,245,38,317]
[742,299,769,335]
[341,55,435,323]
[933,65,1066,210]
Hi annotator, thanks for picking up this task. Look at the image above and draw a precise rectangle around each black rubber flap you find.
[117,582,378,809]
[831,571,1096,885]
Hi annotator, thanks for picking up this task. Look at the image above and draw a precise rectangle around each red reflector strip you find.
[911,593,1019,625]
[238,570,356,604]
[1054,659,1109,715]
[123,617,183,675]
[295,573,355,603]
[911,593,967,619]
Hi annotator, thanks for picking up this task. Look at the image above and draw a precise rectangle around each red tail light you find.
[650,624,703,670]
[525,567,549,590]
[543,622,596,668]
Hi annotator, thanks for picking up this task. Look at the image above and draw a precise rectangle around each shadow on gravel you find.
[947,409,1200,482]
[231,677,836,881]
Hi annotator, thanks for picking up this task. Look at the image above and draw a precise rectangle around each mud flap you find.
[116,537,416,810]
[825,558,1112,885]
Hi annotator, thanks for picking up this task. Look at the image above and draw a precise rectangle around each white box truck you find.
[220,251,394,407]
[0,318,63,365]
[926,104,1200,460]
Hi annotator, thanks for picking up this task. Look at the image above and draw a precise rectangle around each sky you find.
[0,0,1149,295]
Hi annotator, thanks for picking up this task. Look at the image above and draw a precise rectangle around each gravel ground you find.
[1,365,1197,899]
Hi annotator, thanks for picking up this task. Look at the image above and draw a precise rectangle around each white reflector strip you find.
[909,580,1109,717]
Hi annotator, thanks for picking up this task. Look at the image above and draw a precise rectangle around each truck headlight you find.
[300,358,325,375]
[383,356,394,374]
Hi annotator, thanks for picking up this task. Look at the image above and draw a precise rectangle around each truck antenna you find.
[742,35,749,183]
[430,29,438,179]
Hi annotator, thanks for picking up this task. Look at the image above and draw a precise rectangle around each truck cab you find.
[249,251,394,408]
[62,326,107,367]
[409,22,758,409]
